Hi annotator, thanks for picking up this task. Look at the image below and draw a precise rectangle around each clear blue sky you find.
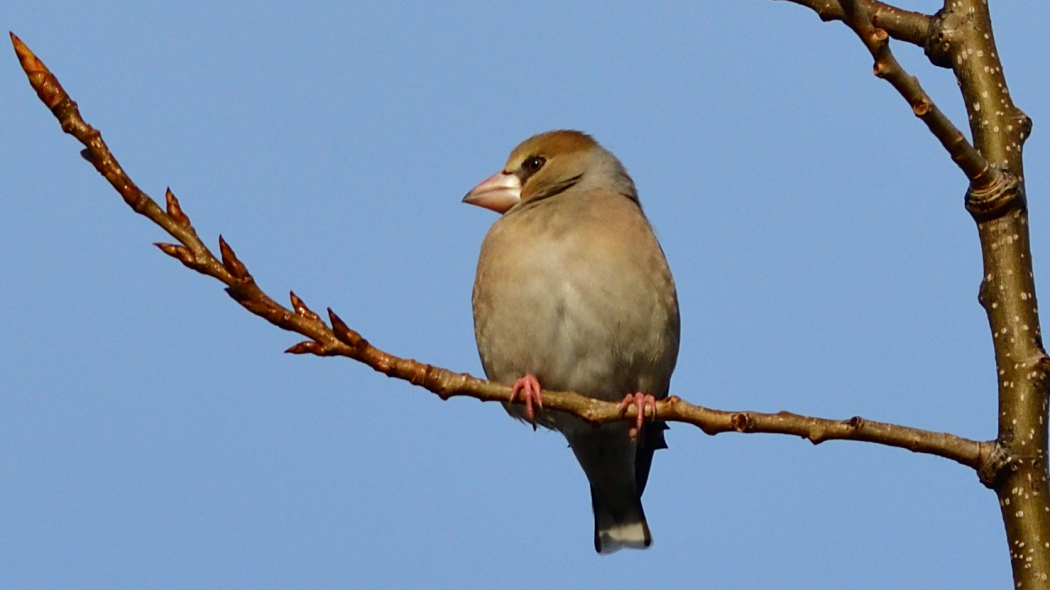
[3,1,1049,588]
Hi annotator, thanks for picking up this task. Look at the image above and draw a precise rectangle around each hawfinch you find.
[465,130,680,554]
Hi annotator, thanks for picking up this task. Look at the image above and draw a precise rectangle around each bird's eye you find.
[522,156,546,174]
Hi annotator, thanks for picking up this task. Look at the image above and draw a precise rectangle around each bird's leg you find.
[509,374,544,430]
[619,392,657,440]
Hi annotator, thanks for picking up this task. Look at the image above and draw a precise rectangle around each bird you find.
[464,130,680,554]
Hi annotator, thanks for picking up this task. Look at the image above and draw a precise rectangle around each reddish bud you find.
[286,341,326,355]
[328,308,366,349]
[218,235,250,279]
[11,32,69,110]
[289,291,321,322]
[154,242,196,267]
[165,188,190,225]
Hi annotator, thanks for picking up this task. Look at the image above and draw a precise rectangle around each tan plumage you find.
[465,130,680,553]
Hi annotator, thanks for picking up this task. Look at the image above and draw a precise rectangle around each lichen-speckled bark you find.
[936,1,1050,587]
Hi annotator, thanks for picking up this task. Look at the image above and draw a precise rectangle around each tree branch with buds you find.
[11,30,994,481]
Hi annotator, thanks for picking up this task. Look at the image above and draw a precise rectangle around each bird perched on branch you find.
[465,130,680,554]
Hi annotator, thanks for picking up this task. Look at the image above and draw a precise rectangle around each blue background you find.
[3,1,1048,588]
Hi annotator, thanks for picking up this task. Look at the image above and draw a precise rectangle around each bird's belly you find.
[477,264,666,403]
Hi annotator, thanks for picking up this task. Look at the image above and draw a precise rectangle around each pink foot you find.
[619,392,658,440]
[510,374,544,430]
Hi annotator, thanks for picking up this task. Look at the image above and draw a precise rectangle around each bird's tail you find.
[591,487,651,554]
[568,420,666,554]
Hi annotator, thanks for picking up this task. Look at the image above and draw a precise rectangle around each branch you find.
[781,2,1050,587]
[780,0,931,46]
[11,31,993,473]
[835,0,998,187]
[927,2,1050,588]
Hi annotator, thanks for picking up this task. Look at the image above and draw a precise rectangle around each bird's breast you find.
[471,196,678,406]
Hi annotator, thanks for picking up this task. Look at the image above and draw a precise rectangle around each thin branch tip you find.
[10,31,28,56]
[12,34,71,112]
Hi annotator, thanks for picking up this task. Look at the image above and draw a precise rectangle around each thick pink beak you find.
[462,171,521,214]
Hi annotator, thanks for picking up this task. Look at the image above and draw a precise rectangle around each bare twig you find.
[780,0,931,46]
[11,32,992,476]
[835,0,996,187]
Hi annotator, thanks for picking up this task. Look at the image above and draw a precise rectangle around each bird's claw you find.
[510,374,544,430]
[619,392,658,440]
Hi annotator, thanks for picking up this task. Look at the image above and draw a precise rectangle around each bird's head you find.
[463,130,637,214]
